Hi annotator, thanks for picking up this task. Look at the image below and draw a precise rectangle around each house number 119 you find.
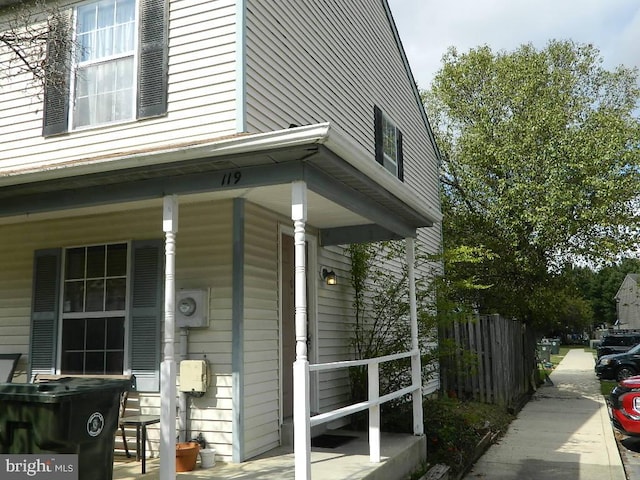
[221,171,242,186]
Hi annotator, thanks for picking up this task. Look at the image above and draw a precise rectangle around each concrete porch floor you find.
[113,431,426,480]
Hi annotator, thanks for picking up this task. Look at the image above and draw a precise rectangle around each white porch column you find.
[160,195,178,479]
[292,181,311,480]
[406,237,424,435]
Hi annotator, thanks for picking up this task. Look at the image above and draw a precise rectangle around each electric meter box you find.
[179,360,208,393]
[176,289,209,328]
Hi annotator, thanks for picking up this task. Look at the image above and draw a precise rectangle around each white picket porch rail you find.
[308,349,422,463]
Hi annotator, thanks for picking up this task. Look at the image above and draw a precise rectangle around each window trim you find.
[374,105,404,181]
[57,242,130,375]
[69,0,140,130]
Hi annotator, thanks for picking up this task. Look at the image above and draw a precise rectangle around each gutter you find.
[2,122,441,225]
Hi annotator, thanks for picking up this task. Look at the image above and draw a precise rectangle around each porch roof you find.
[0,123,441,244]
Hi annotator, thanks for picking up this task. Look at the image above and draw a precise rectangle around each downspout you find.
[178,327,189,442]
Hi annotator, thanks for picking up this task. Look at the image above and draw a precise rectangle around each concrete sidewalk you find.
[463,348,626,480]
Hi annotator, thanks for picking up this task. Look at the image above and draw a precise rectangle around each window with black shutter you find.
[374,105,404,181]
[30,240,163,391]
[42,0,168,136]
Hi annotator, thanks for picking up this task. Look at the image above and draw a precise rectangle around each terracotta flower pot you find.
[176,441,200,472]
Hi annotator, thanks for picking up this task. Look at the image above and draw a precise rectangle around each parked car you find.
[595,343,640,381]
[609,376,640,436]
[597,331,640,358]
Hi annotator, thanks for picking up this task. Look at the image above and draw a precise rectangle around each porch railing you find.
[308,349,422,462]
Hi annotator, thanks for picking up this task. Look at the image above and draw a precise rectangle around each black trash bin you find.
[0,376,132,480]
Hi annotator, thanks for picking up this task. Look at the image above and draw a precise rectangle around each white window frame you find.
[381,111,399,176]
[56,241,131,375]
[69,0,139,130]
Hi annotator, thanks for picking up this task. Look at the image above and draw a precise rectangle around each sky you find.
[387,0,640,90]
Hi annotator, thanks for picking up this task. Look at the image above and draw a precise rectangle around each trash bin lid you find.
[0,377,132,403]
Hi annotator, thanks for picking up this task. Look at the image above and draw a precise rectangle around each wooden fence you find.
[440,314,537,408]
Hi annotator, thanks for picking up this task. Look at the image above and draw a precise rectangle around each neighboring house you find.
[0,0,442,478]
[615,274,640,329]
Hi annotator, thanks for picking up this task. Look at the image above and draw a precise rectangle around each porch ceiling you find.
[0,124,438,243]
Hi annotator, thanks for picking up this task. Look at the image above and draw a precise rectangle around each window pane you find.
[85,352,105,374]
[97,0,115,29]
[77,31,95,62]
[105,278,126,310]
[86,317,106,350]
[95,24,114,58]
[97,91,116,124]
[105,352,124,374]
[114,23,135,54]
[87,245,105,277]
[106,318,125,349]
[116,0,135,24]
[86,279,105,311]
[64,281,85,312]
[62,318,86,350]
[77,5,96,34]
[106,244,127,276]
[115,57,134,90]
[61,352,84,374]
[66,248,85,280]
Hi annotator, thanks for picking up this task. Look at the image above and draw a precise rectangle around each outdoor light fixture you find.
[321,267,337,286]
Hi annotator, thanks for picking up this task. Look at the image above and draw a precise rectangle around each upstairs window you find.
[73,0,137,128]
[43,0,168,136]
[374,106,404,180]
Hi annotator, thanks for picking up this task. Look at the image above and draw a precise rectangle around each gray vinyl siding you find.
[244,0,440,213]
[316,245,353,413]
[242,202,280,459]
[0,0,238,172]
[314,229,442,413]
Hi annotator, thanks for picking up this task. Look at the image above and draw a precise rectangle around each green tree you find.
[424,40,640,327]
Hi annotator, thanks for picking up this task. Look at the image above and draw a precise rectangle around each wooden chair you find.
[0,353,21,382]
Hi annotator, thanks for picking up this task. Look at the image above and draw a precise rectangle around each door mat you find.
[311,434,356,449]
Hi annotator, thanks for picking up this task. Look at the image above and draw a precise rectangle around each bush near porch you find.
[381,396,515,479]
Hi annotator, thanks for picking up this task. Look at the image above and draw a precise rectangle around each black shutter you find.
[374,105,384,166]
[42,11,72,137]
[397,129,404,181]
[137,0,168,119]
[29,249,62,378]
[129,239,164,392]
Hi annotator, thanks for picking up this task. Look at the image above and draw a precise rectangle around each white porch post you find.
[292,181,311,480]
[160,195,178,479]
[407,237,424,435]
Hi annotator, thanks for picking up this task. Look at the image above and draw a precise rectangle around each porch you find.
[113,430,426,480]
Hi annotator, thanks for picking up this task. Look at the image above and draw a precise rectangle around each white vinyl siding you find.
[242,202,280,459]
[0,0,238,173]
[0,200,237,461]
